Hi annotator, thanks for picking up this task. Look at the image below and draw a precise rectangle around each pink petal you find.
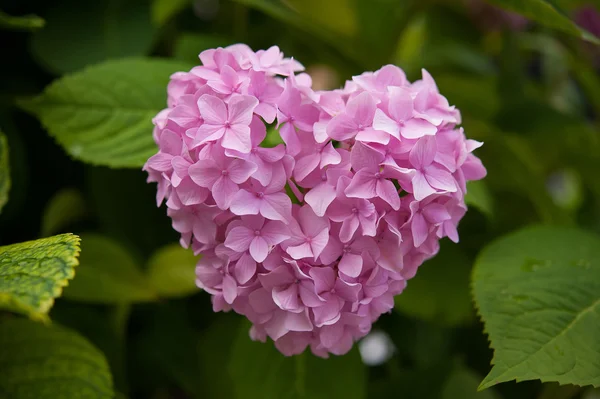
[294,153,320,182]
[401,118,437,139]
[346,91,377,125]
[372,109,400,138]
[261,221,290,245]
[411,212,428,247]
[286,242,313,260]
[310,228,330,260]
[273,284,301,312]
[339,216,360,243]
[412,171,436,201]
[260,193,292,222]
[235,253,257,284]
[319,142,342,168]
[312,298,343,327]
[326,113,358,141]
[258,265,295,288]
[250,236,270,262]
[351,141,384,171]
[230,189,261,216]
[425,166,457,192]
[339,253,363,278]
[222,124,252,153]
[255,102,277,124]
[188,160,220,187]
[227,95,259,125]
[285,311,313,332]
[304,182,337,217]
[198,95,227,124]
[212,176,239,209]
[222,275,238,304]
[376,178,401,210]
[224,226,253,253]
[279,123,302,155]
[309,267,336,293]
[320,324,344,349]
[227,159,257,184]
[410,136,437,169]
[257,145,285,162]
[355,128,391,145]
[334,279,361,302]
[423,203,451,224]
[345,170,377,199]
[388,86,414,122]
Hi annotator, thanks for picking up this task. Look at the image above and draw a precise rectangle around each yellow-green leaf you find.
[151,0,190,26]
[0,233,80,321]
[466,180,494,219]
[0,130,9,213]
[0,318,114,398]
[62,233,157,303]
[147,244,199,298]
[18,58,193,168]
[41,188,87,236]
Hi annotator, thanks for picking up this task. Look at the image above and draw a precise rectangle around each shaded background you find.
[1,0,600,398]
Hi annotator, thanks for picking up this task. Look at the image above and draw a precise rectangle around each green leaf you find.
[285,0,357,36]
[395,242,474,327]
[0,234,80,321]
[466,180,494,219]
[0,9,44,31]
[442,364,502,399]
[29,0,155,74]
[486,0,600,44]
[147,244,199,298]
[41,188,87,236]
[151,0,190,26]
[173,33,233,64]
[472,226,600,390]
[0,130,9,214]
[229,322,367,399]
[19,58,192,168]
[0,318,114,398]
[62,233,157,303]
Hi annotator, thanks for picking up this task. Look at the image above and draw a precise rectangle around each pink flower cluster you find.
[144,45,486,357]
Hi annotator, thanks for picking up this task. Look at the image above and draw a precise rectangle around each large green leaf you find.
[395,242,474,327]
[0,234,80,321]
[19,58,191,168]
[466,180,494,219]
[30,0,155,74]
[147,244,199,298]
[486,0,600,44]
[229,323,367,399]
[62,233,157,303]
[0,130,9,213]
[472,226,600,390]
[0,9,44,31]
[0,318,114,398]
[41,188,87,236]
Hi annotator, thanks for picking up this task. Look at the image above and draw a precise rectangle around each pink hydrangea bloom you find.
[144,44,486,358]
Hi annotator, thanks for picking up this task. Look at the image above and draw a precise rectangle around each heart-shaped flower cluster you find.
[144,44,486,357]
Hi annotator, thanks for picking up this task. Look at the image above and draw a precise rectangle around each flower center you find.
[351,207,358,214]
[374,172,382,179]
[221,170,229,176]
[256,192,265,198]
[254,230,261,236]
[224,121,232,128]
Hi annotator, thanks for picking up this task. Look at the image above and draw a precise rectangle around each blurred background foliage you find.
[1,0,600,398]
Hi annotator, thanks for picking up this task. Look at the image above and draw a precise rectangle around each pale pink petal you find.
[261,221,290,245]
[294,153,320,181]
[230,189,261,216]
[212,176,239,209]
[423,203,451,224]
[401,118,437,139]
[388,86,414,122]
[309,267,336,293]
[355,128,391,145]
[425,166,457,192]
[339,253,363,278]
[304,182,337,217]
[310,228,330,260]
[372,109,400,138]
[345,170,377,199]
[286,242,313,259]
[227,159,257,184]
[260,193,292,222]
[273,285,301,312]
[326,114,358,141]
[279,123,302,155]
[319,142,341,168]
[222,124,252,153]
[376,178,400,210]
[250,236,270,262]
[312,298,343,327]
[235,253,257,284]
[227,95,259,125]
[188,160,220,187]
[222,275,238,304]
[411,212,428,247]
[255,102,277,124]
[258,265,295,288]
[351,141,383,171]
[320,324,344,349]
[224,226,253,252]
[198,95,227,124]
[193,124,226,147]
[339,216,360,243]
[412,171,436,201]
[285,311,313,332]
[409,135,437,168]
[347,92,377,125]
